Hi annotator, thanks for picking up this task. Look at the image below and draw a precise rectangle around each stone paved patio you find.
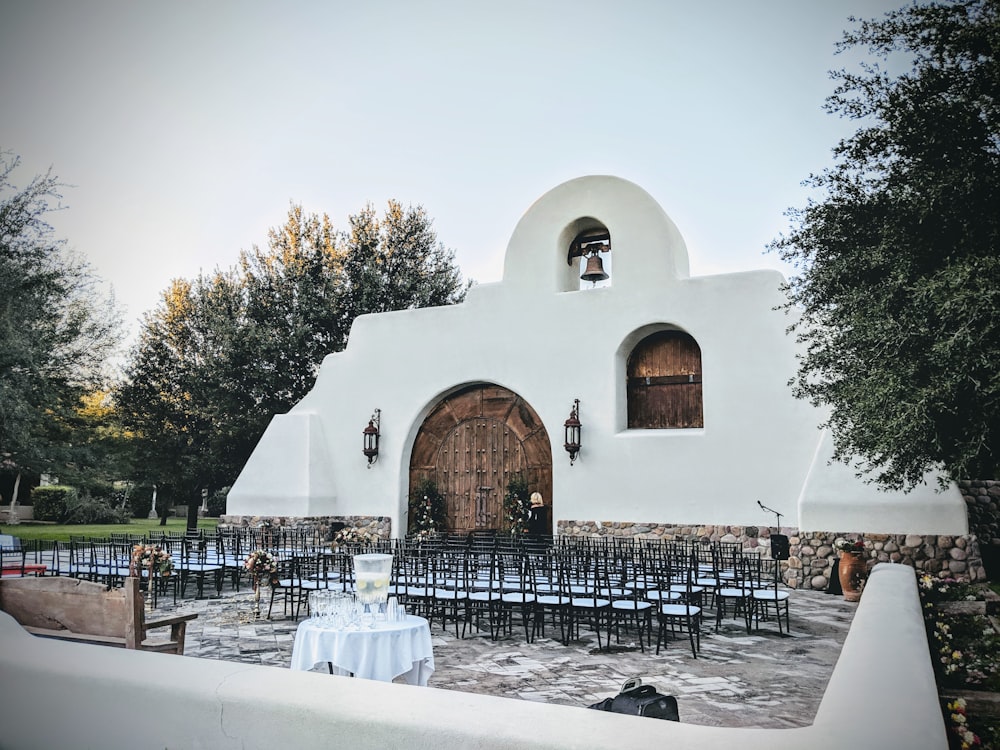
[159,582,856,729]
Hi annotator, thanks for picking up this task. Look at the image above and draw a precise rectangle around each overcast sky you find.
[1,0,905,352]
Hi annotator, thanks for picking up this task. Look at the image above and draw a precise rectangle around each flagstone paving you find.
[159,584,857,729]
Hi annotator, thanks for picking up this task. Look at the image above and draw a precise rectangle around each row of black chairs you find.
[255,535,791,657]
[1,531,791,655]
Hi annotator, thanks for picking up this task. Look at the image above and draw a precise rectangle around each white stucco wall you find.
[0,564,946,749]
[228,175,967,536]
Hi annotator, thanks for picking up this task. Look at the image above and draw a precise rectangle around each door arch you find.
[408,384,552,535]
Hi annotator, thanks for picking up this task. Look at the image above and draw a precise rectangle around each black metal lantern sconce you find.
[363,409,381,467]
[563,399,581,465]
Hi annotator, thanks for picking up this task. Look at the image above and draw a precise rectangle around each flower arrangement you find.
[331,526,377,548]
[243,549,278,586]
[131,544,174,576]
[835,538,865,554]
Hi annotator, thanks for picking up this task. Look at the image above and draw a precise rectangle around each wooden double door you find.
[409,384,552,535]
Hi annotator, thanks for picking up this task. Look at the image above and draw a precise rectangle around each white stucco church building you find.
[226,175,967,541]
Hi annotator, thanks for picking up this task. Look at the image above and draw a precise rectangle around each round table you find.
[290,615,434,685]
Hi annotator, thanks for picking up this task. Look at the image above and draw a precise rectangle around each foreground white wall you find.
[228,175,967,536]
[0,565,945,750]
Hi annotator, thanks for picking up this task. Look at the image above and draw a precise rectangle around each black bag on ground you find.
[588,678,679,721]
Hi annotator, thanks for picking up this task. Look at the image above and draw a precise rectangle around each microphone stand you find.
[756,500,783,530]
[757,501,788,618]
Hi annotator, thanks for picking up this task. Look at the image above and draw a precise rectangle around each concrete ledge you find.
[814,563,947,746]
[0,564,945,749]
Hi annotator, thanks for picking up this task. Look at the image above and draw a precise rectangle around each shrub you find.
[918,574,986,604]
[207,488,228,518]
[76,478,115,501]
[920,573,1000,748]
[64,493,131,525]
[927,611,1000,691]
[408,478,445,535]
[31,485,78,522]
[503,473,530,535]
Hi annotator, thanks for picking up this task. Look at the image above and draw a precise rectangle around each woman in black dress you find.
[527,492,549,537]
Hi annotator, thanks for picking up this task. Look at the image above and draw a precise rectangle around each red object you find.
[1,563,47,576]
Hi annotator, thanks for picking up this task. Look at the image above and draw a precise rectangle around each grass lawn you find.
[1,517,219,543]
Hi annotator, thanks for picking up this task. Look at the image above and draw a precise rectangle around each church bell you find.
[581,250,609,283]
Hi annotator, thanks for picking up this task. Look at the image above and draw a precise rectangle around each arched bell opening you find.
[557,219,612,292]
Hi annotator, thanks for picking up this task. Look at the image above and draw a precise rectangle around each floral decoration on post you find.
[243,549,278,588]
[130,544,174,577]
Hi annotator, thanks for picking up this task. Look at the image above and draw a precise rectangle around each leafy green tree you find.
[339,200,470,334]
[116,201,469,516]
[0,151,121,499]
[115,278,222,523]
[770,0,1000,490]
[234,204,344,413]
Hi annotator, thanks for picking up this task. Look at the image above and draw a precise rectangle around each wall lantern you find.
[563,399,581,465]
[363,409,381,467]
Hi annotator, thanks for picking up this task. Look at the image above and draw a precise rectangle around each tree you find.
[115,275,242,524]
[116,201,469,515]
[339,200,470,334]
[234,204,345,413]
[770,0,1000,490]
[0,151,121,499]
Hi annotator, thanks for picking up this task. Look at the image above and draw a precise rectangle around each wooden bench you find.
[0,576,197,654]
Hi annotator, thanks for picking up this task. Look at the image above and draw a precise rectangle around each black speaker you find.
[770,533,790,561]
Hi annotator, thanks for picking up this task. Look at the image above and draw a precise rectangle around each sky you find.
[1,0,906,353]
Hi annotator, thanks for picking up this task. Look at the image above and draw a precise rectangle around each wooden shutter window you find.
[627,330,704,429]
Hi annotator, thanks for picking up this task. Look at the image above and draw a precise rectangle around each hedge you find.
[30,485,79,522]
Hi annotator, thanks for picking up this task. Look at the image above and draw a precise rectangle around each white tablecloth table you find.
[290,615,434,685]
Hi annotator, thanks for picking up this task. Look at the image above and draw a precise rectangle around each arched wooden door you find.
[409,384,552,535]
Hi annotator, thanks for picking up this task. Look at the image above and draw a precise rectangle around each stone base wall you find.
[219,478,1000,590]
[961,479,1000,545]
[219,515,391,540]
[557,520,986,590]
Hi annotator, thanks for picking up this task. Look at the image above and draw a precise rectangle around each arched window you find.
[626,330,703,428]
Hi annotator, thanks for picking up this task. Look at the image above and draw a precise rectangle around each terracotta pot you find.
[838,552,866,602]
